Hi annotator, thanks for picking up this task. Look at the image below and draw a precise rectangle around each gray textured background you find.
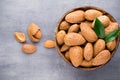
[0,0,120,80]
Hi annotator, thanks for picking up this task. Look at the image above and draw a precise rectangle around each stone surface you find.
[0,0,120,80]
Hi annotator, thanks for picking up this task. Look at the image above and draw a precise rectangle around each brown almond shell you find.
[28,23,41,42]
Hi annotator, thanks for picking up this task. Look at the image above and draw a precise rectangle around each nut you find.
[97,15,110,27]
[34,30,41,39]
[69,46,83,67]
[65,51,70,61]
[81,60,93,67]
[44,40,55,48]
[84,43,93,61]
[80,22,98,42]
[28,23,42,42]
[92,50,111,66]
[60,44,70,52]
[85,9,103,21]
[59,21,70,30]
[106,40,116,51]
[105,22,119,35]
[64,33,86,46]
[14,32,26,43]
[56,30,66,45]
[65,10,85,23]
[68,24,79,33]
[84,21,93,28]
[22,44,37,54]
[94,39,105,56]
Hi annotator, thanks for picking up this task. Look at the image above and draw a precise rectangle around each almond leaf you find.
[104,30,120,42]
[94,18,105,38]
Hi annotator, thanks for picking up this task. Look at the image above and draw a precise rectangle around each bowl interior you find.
[55,6,120,70]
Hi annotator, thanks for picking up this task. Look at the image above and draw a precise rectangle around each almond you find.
[97,15,110,27]
[69,46,83,67]
[92,50,111,66]
[84,21,93,28]
[22,44,36,54]
[14,32,26,43]
[81,60,93,67]
[44,40,55,48]
[105,22,118,35]
[56,30,66,45]
[60,44,70,52]
[68,24,79,33]
[59,21,70,30]
[94,39,105,56]
[65,51,70,61]
[28,23,42,42]
[106,40,116,51]
[65,10,85,23]
[80,22,98,42]
[64,33,86,46]
[34,30,42,39]
[85,9,103,21]
[84,43,93,61]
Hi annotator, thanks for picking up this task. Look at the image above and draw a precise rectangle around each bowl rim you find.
[55,6,120,70]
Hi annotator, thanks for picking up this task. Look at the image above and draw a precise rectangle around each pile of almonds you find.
[56,7,119,68]
[14,23,55,54]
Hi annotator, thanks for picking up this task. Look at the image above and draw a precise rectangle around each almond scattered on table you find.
[28,23,42,42]
[14,32,26,43]
[44,40,55,48]
[22,44,37,54]
[14,23,42,54]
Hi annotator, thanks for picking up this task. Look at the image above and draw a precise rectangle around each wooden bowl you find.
[55,6,120,70]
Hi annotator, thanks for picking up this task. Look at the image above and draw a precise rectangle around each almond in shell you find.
[64,33,86,46]
[81,60,93,67]
[105,22,118,35]
[84,21,93,28]
[106,40,116,51]
[80,22,98,42]
[92,50,111,66]
[84,43,93,61]
[65,10,85,23]
[59,21,70,30]
[60,44,70,52]
[85,9,103,21]
[68,24,79,33]
[94,39,105,56]
[56,30,66,45]
[65,51,70,61]
[28,23,42,42]
[69,46,83,67]
[97,15,110,27]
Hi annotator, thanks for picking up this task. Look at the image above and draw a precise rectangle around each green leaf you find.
[94,18,105,38]
[104,30,120,42]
